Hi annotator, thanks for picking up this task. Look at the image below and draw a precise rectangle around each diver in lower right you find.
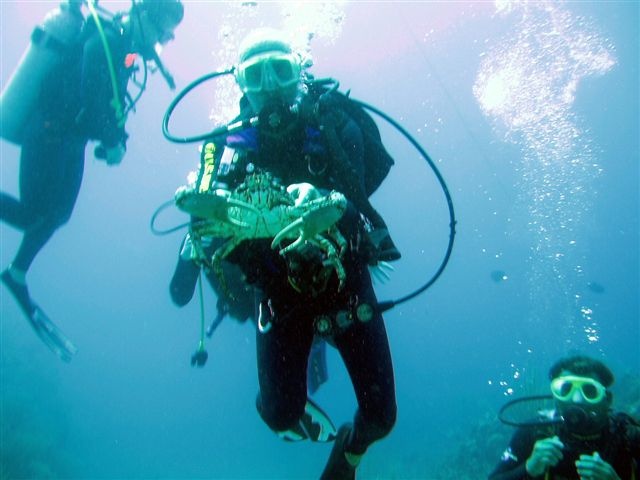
[488,355,639,480]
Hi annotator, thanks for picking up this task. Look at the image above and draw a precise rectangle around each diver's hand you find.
[104,142,126,165]
[576,452,621,480]
[525,436,564,477]
[287,183,321,206]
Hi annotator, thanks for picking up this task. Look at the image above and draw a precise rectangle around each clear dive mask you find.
[236,52,301,93]
[550,375,607,404]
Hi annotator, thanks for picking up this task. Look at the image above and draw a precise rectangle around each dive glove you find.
[95,142,126,165]
[105,142,126,165]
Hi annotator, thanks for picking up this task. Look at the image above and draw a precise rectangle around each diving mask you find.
[236,52,301,93]
[550,375,607,404]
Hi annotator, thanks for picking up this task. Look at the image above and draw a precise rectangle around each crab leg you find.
[175,186,262,229]
[271,192,347,254]
[226,197,262,228]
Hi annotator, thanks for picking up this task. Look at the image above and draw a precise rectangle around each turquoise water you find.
[1,2,638,478]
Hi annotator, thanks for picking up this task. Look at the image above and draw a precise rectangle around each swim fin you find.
[278,397,337,443]
[2,270,77,362]
[29,305,78,362]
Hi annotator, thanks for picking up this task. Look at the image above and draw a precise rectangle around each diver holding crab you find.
[172,28,398,479]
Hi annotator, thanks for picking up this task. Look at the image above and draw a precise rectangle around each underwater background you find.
[1,1,638,479]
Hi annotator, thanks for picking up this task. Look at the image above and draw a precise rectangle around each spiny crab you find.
[175,171,348,291]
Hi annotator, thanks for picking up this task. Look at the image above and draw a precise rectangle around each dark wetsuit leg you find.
[0,193,30,230]
[254,206,396,445]
[333,290,397,454]
[255,281,395,450]
[1,113,86,271]
[255,307,315,432]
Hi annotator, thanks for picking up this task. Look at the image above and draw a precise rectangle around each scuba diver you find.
[169,232,330,395]
[489,355,640,480]
[174,28,397,479]
[0,0,184,361]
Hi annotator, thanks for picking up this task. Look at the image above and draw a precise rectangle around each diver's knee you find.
[255,393,305,432]
[380,402,397,435]
[260,407,300,432]
[364,400,397,438]
[20,212,44,229]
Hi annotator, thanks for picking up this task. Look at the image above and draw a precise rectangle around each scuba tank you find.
[0,1,84,145]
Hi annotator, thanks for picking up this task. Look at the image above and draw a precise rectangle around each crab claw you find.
[175,187,261,228]
[287,183,321,206]
[272,191,347,254]
[175,186,230,219]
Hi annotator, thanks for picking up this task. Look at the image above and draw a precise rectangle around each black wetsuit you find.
[195,109,397,454]
[169,233,329,394]
[488,413,640,479]
[0,18,133,272]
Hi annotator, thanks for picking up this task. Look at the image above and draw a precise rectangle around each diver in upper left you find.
[0,0,183,360]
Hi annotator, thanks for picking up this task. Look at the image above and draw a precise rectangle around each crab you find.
[175,171,348,291]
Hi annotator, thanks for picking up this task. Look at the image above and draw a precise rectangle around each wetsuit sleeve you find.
[625,416,640,459]
[169,142,223,307]
[337,116,366,182]
[169,234,201,306]
[170,234,232,307]
[323,111,390,237]
[172,142,244,305]
[488,428,540,480]
[78,28,129,148]
[321,113,365,191]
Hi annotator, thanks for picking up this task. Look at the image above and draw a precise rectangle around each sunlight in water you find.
[476,66,523,114]
[279,1,346,48]
[473,1,616,346]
